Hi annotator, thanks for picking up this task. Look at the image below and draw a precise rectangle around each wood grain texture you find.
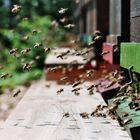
[0,81,131,140]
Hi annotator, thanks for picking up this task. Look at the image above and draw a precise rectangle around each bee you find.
[113,45,119,52]
[34,43,43,48]
[60,76,68,81]
[57,88,64,95]
[10,48,18,55]
[63,112,70,118]
[72,80,83,88]
[94,36,103,41]
[135,107,140,111]
[80,112,89,119]
[32,29,41,34]
[58,8,68,14]
[0,73,10,79]
[23,35,29,41]
[78,65,85,70]
[21,48,31,54]
[105,80,116,88]
[13,89,21,97]
[87,85,95,91]
[74,91,80,96]
[44,47,51,53]
[35,56,41,60]
[45,83,51,88]
[11,4,21,13]
[60,17,68,23]
[101,51,110,56]
[122,112,129,117]
[49,66,62,71]
[88,90,94,95]
[72,87,81,92]
[57,50,70,59]
[122,118,132,125]
[23,63,31,71]
[64,24,75,29]
[86,70,94,77]
[29,60,35,65]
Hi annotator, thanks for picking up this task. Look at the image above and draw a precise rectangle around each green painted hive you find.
[121,43,140,73]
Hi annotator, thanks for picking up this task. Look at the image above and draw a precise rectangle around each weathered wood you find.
[120,43,140,73]
[0,81,131,140]
[108,96,140,140]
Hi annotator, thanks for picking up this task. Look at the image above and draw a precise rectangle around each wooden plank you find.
[108,96,140,140]
[120,43,140,73]
[45,48,88,65]
[0,81,131,140]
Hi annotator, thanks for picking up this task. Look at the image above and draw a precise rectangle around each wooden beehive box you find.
[108,96,140,140]
[121,43,140,73]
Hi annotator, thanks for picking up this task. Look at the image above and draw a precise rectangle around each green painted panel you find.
[108,96,140,139]
[121,43,140,73]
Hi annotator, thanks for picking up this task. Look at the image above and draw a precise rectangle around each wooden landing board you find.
[45,48,87,65]
[0,81,131,140]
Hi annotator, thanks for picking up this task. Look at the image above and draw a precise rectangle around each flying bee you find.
[58,8,68,14]
[10,48,18,55]
[44,47,51,53]
[57,88,64,95]
[64,24,75,29]
[32,29,41,34]
[74,91,80,96]
[63,112,70,118]
[101,51,110,56]
[122,118,132,125]
[0,73,9,79]
[78,65,85,70]
[23,35,29,41]
[48,66,62,71]
[34,42,43,48]
[60,17,68,23]
[72,80,83,88]
[105,80,116,88]
[60,76,68,81]
[11,4,21,13]
[87,85,95,91]
[23,63,31,71]
[94,36,103,41]
[29,60,35,65]
[86,70,94,77]
[80,112,89,119]
[56,50,70,59]
[45,83,51,88]
[21,48,31,54]
[13,89,21,97]
[35,56,41,60]
[72,87,81,92]
[88,90,94,95]
[122,112,129,117]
